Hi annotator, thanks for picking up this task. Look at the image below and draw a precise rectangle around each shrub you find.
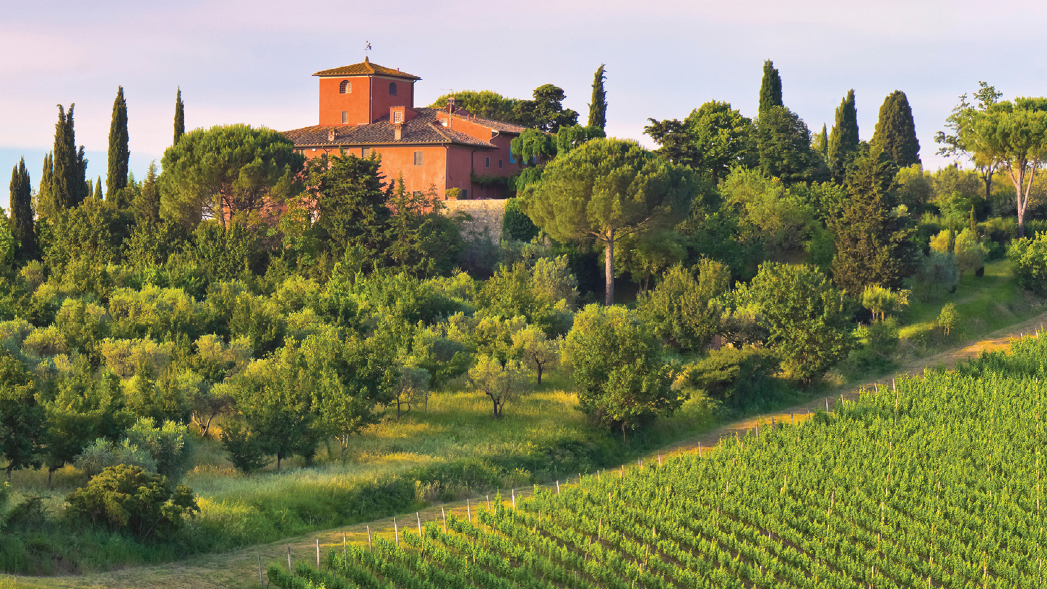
[73,438,157,478]
[125,418,193,480]
[937,303,959,337]
[953,228,986,276]
[637,260,729,351]
[502,197,540,243]
[675,347,780,408]
[66,464,198,540]
[220,420,270,474]
[912,251,959,300]
[1008,233,1047,295]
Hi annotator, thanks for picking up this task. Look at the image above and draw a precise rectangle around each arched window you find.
[339,80,350,94]
[389,82,397,96]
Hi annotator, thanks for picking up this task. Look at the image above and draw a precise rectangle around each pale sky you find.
[4,0,1047,211]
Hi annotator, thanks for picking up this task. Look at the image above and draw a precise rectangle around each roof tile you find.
[313,57,421,80]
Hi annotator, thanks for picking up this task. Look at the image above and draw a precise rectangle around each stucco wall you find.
[442,198,506,243]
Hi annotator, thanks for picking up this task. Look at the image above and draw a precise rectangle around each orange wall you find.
[318,76,415,126]
[300,145,449,196]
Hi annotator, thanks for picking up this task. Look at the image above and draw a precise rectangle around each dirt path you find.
[10,311,1047,589]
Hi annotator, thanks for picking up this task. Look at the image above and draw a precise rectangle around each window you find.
[393,110,403,123]
[498,159,503,169]
[341,111,348,124]
[339,80,350,94]
[485,157,490,168]
[461,189,467,199]
[362,147,371,158]
[509,151,516,164]
[389,82,397,96]
[414,151,423,165]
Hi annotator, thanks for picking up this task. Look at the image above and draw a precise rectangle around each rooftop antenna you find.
[442,88,455,129]
[364,41,372,58]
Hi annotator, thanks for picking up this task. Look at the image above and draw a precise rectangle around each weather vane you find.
[365,41,372,58]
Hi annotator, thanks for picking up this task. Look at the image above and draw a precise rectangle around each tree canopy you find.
[107,86,129,204]
[587,64,608,131]
[645,101,757,183]
[871,90,920,168]
[159,124,303,228]
[525,138,696,305]
[827,90,859,179]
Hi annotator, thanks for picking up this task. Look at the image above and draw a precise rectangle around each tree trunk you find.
[604,232,615,306]
[276,454,282,472]
[536,364,543,386]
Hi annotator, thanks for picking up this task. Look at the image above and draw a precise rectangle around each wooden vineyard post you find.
[417,512,422,537]
[771,417,775,430]
[287,547,293,576]
[258,554,263,587]
[698,442,702,457]
[486,495,491,510]
[658,454,662,466]
[791,413,795,425]
[556,480,560,495]
[393,517,399,547]
[597,470,601,480]
[343,533,347,557]
[638,458,643,469]
[442,506,447,532]
[620,464,624,477]
[367,525,373,553]
[467,499,471,522]
[755,422,759,437]
[512,489,516,509]
[825,398,830,412]
[316,539,320,570]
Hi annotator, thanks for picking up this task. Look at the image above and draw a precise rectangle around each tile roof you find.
[282,108,497,149]
[313,57,421,80]
[445,110,528,134]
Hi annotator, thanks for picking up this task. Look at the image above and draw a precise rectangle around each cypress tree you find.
[828,145,914,294]
[758,60,783,118]
[51,104,77,210]
[870,90,920,168]
[173,88,185,145]
[135,161,161,225]
[812,124,829,159]
[107,86,129,203]
[38,152,54,218]
[587,65,607,131]
[9,157,37,261]
[76,146,89,206]
[94,176,103,200]
[826,90,859,179]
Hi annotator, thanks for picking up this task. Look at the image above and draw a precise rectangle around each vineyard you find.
[266,335,1047,589]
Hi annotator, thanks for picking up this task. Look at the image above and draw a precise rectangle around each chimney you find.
[327,129,335,142]
[394,124,403,141]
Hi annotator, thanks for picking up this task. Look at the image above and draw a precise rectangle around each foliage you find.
[511,325,560,385]
[510,129,557,165]
[173,88,185,146]
[66,464,198,539]
[953,227,986,275]
[1008,231,1047,294]
[757,60,783,117]
[637,260,729,351]
[870,90,921,168]
[737,262,854,384]
[468,354,530,418]
[107,86,130,203]
[134,162,161,226]
[936,302,959,336]
[73,437,157,478]
[587,64,607,130]
[912,251,960,300]
[124,418,193,480]
[219,420,269,473]
[8,157,37,263]
[431,90,523,125]
[159,124,303,227]
[719,167,815,257]
[562,305,678,437]
[826,90,860,179]
[757,105,817,183]
[514,84,579,133]
[935,81,1003,203]
[390,364,430,420]
[525,138,695,305]
[0,352,44,477]
[829,145,916,294]
[860,285,909,322]
[501,197,540,243]
[46,104,88,216]
[555,125,606,156]
[967,97,1047,237]
[676,347,780,407]
[645,101,756,183]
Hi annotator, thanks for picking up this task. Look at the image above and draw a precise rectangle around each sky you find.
[4,0,1047,211]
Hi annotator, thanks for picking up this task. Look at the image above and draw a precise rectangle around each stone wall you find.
[442,199,506,243]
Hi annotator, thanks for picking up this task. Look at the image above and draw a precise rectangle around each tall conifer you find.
[812,124,829,159]
[587,65,607,131]
[51,104,77,210]
[871,90,920,168]
[758,60,783,118]
[9,157,37,261]
[76,146,89,206]
[94,176,103,200]
[135,162,161,225]
[173,88,185,145]
[38,152,53,218]
[107,86,129,203]
[827,90,859,179]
